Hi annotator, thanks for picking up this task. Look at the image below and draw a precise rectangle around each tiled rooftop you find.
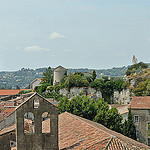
[0,89,29,96]
[59,112,149,150]
[130,96,150,109]
[1,112,150,149]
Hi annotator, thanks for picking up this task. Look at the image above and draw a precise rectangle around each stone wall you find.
[112,89,130,105]
[0,131,16,150]
[16,93,59,150]
[60,87,102,100]
[131,109,149,145]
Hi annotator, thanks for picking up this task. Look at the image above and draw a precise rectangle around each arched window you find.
[24,112,34,134]
[42,112,50,133]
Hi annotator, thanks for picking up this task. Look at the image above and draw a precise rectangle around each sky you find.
[0,0,150,71]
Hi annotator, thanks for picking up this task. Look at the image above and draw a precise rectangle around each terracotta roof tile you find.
[0,89,29,96]
[130,96,150,109]
[0,112,149,149]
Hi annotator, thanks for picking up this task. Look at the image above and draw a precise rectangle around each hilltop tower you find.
[53,65,67,85]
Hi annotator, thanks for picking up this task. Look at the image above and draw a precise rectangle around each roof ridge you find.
[85,137,111,150]
[63,112,150,149]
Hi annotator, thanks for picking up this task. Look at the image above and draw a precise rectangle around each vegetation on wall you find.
[124,62,150,96]
[90,76,125,103]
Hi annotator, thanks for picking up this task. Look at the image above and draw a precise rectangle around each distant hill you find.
[0,63,149,89]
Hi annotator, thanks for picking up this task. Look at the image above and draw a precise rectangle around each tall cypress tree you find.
[92,70,97,81]
[123,107,136,140]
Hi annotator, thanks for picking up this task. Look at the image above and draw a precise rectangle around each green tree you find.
[123,107,136,140]
[58,95,123,133]
[16,85,20,89]
[134,82,146,96]
[105,107,122,133]
[42,66,53,85]
[122,120,128,136]
[58,97,70,113]
[92,70,96,81]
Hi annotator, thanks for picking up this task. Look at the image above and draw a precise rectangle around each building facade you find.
[15,92,59,150]
[130,96,150,146]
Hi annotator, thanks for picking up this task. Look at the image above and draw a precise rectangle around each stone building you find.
[0,93,150,149]
[113,89,130,105]
[130,96,150,146]
[59,87,102,100]
[0,92,59,150]
[53,66,67,85]
[30,78,42,90]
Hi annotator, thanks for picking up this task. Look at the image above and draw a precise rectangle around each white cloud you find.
[24,46,50,52]
[64,49,72,52]
[49,32,65,39]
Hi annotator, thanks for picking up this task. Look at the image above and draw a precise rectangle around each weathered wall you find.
[60,87,102,100]
[31,79,41,90]
[0,131,16,150]
[53,70,66,85]
[112,89,130,105]
[16,93,59,150]
[131,109,150,145]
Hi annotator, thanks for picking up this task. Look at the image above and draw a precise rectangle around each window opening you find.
[42,112,50,133]
[134,115,139,123]
[24,112,34,134]
[148,138,150,146]
[148,123,150,136]
[148,110,150,115]
[34,99,39,108]
[10,141,16,148]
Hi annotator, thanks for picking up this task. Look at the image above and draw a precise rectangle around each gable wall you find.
[16,94,58,150]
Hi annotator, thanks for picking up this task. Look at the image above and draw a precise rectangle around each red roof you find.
[0,107,15,121]
[0,89,29,96]
[130,96,150,109]
[37,78,42,81]
[0,112,149,149]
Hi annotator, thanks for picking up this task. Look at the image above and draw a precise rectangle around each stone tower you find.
[15,92,59,150]
[53,65,67,85]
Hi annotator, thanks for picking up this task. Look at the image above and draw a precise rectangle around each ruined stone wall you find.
[113,89,130,105]
[60,87,102,100]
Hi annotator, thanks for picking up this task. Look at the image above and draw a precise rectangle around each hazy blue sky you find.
[0,0,150,71]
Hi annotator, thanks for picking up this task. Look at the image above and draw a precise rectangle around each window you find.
[148,138,150,146]
[148,123,150,136]
[10,141,16,148]
[134,115,139,123]
[24,112,34,134]
[148,110,150,115]
[34,99,39,108]
[42,112,50,133]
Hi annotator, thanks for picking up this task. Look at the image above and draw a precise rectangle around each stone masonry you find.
[16,92,59,150]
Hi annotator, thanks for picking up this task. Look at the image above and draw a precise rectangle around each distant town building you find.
[53,65,67,85]
[30,78,42,90]
[0,89,29,99]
